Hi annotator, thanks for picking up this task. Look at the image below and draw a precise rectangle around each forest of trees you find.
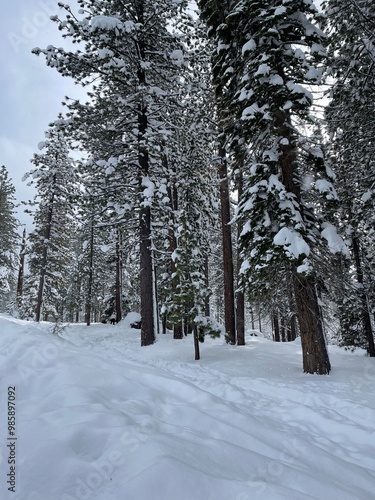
[1,0,374,374]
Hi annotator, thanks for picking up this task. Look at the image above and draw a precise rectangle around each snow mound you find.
[0,314,375,500]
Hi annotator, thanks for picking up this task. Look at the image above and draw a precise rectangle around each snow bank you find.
[0,314,375,500]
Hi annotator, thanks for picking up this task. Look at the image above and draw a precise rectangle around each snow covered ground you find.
[1,313,375,500]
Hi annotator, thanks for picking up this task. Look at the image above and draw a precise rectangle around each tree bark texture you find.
[219,144,236,345]
[35,189,55,322]
[293,274,331,374]
[194,325,200,360]
[138,92,155,345]
[16,228,26,309]
[85,213,94,326]
[273,312,280,342]
[167,182,183,339]
[115,228,123,323]
[352,236,375,356]
[278,108,331,374]
[236,169,245,345]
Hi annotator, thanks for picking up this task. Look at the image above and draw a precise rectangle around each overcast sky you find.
[0,0,81,231]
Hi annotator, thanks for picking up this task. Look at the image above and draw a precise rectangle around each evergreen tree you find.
[323,0,375,354]
[0,165,19,310]
[198,0,243,346]
[34,0,200,345]
[200,0,342,373]
[23,125,77,321]
[159,115,220,348]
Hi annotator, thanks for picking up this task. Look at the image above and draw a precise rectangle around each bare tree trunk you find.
[140,201,155,346]
[204,254,210,317]
[290,314,297,341]
[258,309,262,332]
[16,228,26,310]
[136,6,155,346]
[219,143,236,344]
[352,235,375,356]
[36,189,55,322]
[293,274,331,374]
[287,320,292,342]
[289,285,297,341]
[281,316,286,342]
[152,250,159,335]
[174,323,183,339]
[138,94,154,345]
[115,227,123,323]
[162,313,167,334]
[167,182,183,339]
[193,325,200,360]
[236,169,245,345]
[273,312,280,342]
[85,212,94,326]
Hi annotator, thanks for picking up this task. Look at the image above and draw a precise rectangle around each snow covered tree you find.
[201,0,343,373]
[16,228,27,311]
[198,0,243,345]
[158,111,220,350]
[23,125,77,322]
[34,0,200,345]
[323,0,375,355]
[0,165,19,310]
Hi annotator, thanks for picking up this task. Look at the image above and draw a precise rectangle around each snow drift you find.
[0,314,374,500]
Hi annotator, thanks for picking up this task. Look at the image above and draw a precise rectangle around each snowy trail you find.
[1,315,375,500]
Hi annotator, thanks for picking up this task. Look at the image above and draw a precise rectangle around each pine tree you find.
[201,0,342,373]
[0,165,19,310]
[159,112,220,350]
[23,125,77,321]
[323,0,375,355]
[34,0,201,345]
[198,0,243,345]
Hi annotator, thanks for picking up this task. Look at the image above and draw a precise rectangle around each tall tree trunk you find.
[85,212,94,326]
[138,63,155,345]
[167,182,183,339]
[352,235,375,356]
[193,325,200,360]
[36,189,55,322]
[273,312,280,342]
[290,315,297,341]
[139,198,155,346]
[204,254,210,317]
[219,143,236,344]
[278,109,331,374]
[115,227,123,323]
[174,323,183,339]
[136,4,155,346]
[287,319,292,342]
[236,169,245,345]
[281,316,286,342]
[162,313,167,334]
[289,285,297,341]
[293,274,331,374]
[16,228,26,309]
[152,251,159,335]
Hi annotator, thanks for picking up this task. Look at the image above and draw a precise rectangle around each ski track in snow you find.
[0,314,375,500]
